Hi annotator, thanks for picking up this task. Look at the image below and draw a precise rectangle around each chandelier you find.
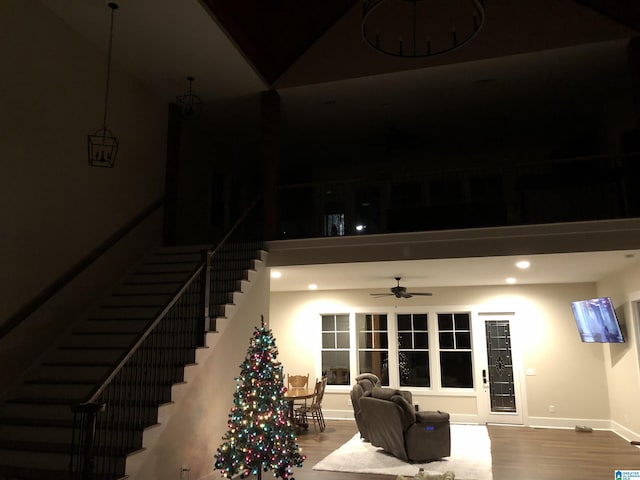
[88,1,119,167]
[362,0,485,58]
[176,76,204,119]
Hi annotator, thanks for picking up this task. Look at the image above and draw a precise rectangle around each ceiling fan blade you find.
[370,293,393,297]
[408,292,433,296]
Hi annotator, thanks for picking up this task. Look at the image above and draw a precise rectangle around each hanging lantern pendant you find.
[176,76,204,119]
[88,1,119,167]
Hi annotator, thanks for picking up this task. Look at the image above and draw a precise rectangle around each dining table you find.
[283,386,315,431]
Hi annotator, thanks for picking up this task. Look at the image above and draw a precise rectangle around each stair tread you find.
[23,379,96,385]
[0,439,129,456]
[0,417,72,427]
[5,397,81,405]
[0,439,71,453]
[0,465,74,480]
[41,362,114,366]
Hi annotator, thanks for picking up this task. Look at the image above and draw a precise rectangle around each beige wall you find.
[0,0,168,329]
[598,261,640,440]
[269,281,639,433]
[128,268,271,480]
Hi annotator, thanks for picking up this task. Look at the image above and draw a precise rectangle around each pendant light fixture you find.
[88,1,119,167]
[362,0,485,58]
[176,76,204,119]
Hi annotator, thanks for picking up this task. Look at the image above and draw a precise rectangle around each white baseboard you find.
[526,416,610,430]
[324,409,640,442]
[610,419,640,444]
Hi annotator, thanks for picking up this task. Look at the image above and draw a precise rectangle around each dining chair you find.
[287,373,310,414]
[287,373,309,390]
[295,376,327,433]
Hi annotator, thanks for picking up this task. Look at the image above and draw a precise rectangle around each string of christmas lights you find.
[215,316,305,480]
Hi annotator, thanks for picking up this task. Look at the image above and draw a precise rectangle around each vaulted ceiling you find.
[202,0,639,89]
[41,0,639,103]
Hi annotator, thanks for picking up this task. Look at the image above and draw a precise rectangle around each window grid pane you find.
[357,314,389,385]
[438,312,473,388]
[321,314,351,385]
[397,313,430,387]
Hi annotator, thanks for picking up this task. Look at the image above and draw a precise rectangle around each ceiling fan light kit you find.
[370,277,433,299]
[362,0,486,58]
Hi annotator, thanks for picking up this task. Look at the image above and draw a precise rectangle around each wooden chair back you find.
[287,373,309,389]
[314,376,328,406]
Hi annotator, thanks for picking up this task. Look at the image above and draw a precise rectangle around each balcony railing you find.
[276,152,640,240]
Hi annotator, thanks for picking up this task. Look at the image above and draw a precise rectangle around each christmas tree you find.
[214,316,305,480]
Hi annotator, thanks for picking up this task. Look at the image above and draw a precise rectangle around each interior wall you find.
[597,261,640,439]
[270,282,619,427]
[129,268,271,480]
[0,0,168,329]
[173,96,262,245]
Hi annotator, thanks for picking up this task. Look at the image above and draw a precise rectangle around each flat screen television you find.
[570,297,625,343]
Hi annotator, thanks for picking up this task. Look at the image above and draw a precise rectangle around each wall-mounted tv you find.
[570,297,625,343]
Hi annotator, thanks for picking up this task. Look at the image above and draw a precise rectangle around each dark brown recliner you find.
[358,386,451,462]
[350,373,381,440]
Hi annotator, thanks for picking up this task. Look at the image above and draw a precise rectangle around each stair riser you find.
[0,404,158,427]
[88,307,159,320]
[45,349,125,364]
[135,265,199,275]
[125,272,194,284]
[0,425,73,445]
[14,384,94,400]
[113,283,184,295]
[98,298,172,310]
[0,404,73,422]
[75,320,151,334]
[149,253,203,263]
[26,366,111,383]
[60,335,138,349]
[0,448,71,472]
[0,424,142,450]
[0,449,127,477]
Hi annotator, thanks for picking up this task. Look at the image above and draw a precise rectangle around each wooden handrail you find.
[83,198,259,404]
[0,196,165,341]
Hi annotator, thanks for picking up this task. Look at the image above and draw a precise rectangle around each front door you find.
[475,313,523,424]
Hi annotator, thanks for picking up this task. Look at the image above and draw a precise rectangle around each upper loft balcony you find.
[275,151,640,241]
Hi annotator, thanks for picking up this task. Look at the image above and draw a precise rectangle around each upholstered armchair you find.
[358,386,451,462]
[350,373,381,440]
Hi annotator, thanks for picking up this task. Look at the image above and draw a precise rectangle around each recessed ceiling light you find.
[505,277,517,284]
[516,260,530,269]
[270,271,282,279]
[308,284,318,290]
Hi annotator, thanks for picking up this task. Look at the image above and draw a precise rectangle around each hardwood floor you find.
[293,420,640,480]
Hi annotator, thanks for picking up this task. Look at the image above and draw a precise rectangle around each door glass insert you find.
[485,320,516,412]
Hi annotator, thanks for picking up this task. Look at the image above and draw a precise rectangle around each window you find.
[318,310,475,391]
[357,314,389,385]
[397,313,430,387]
[321,314,350,385]
[324,213,344,236]
[438,313,473,388]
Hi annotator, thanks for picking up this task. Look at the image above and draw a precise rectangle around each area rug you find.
[312,424,492,479]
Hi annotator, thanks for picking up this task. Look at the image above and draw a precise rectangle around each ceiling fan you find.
[370,277,433,299]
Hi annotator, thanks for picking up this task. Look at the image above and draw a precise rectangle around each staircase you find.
[0,241,265,480]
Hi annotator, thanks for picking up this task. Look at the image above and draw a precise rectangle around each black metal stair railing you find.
[69,202,264,480]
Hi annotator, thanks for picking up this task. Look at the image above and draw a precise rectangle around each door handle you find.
[482,369,488,385]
